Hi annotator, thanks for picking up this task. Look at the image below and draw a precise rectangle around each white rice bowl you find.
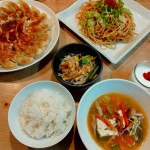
[19,89,71,139]
[8,81,76,148]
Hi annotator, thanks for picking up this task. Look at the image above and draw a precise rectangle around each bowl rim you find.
[8,80,76,148]
[77,78,150,150]
[52,42,103,88]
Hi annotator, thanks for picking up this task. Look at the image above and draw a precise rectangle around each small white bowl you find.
[77,79,150,150]
[131,61,150,92]
[8,81,76,148]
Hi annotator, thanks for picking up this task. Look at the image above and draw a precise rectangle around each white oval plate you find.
[0,0,60,72]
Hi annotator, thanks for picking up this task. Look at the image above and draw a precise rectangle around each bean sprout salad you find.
[58,53,99,85]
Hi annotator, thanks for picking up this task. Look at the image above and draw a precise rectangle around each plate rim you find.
[56,0,150,64]
[76,79,150,149]
[0,0,60,72]
[8,80,76,148]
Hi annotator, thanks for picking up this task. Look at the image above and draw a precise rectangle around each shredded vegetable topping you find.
[88,93,147,150]
[76,0,136,49]
[58,53,98,85]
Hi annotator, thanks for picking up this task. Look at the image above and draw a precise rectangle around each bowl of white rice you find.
[8,81,76,148]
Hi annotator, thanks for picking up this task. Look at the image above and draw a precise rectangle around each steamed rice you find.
[19,89,71,139]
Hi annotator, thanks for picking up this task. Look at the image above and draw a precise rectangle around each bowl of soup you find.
[77,79,150,150]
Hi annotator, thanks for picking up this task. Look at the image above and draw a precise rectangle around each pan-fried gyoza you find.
[0,0,52,68]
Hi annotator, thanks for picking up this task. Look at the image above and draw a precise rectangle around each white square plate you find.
[57,0,150,64]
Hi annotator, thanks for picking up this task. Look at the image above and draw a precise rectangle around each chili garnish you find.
[143,71,150,81]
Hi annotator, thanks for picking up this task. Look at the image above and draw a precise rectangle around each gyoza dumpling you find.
[0,6,16,17]
[0,44,17,68]
[30,6,41,21]
[11,52,34,65]
[5,1,22,18]
[28,13,47,27]
[19,0,31,18]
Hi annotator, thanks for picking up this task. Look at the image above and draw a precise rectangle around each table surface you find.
[0,0,150,150]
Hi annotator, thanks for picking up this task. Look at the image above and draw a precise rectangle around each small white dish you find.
[57,0,150,64]
[134,61,150,88]
[130,61,150,93]
[8,81,76,148]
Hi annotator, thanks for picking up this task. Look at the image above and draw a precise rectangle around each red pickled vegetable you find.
[119,103,129,126]
[104,0,119,8]
[119,116,123,134]
[113,135,121,143]
[100,102,107,114]
[143,71,150,81]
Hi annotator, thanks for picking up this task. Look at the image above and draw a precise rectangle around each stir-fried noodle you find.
[76,0,136,49]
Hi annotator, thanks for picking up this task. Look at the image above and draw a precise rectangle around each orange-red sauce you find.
[87,92,148,150]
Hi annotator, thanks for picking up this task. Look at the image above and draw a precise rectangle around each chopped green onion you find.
[81,59,89,65]
[88,26,94,34]
[86,11,94,18]
[88,65,99,79]
[112,145,120,150]
[80,56,94,65]
[88,19,95,27]
[94,12,101,18]
[119,15,126,23]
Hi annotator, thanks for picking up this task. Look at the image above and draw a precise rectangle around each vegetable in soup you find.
[87,92,148,150]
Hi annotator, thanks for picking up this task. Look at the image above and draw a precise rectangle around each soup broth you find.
[87,92,148,150]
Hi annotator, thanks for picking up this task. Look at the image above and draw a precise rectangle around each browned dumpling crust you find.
[0,0,52,68]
